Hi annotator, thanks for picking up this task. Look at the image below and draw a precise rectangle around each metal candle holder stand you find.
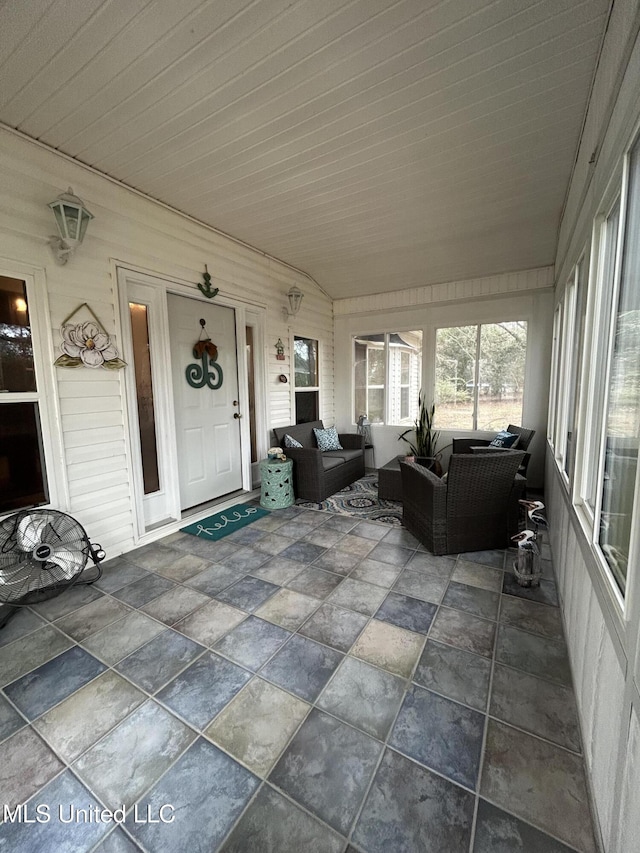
[511,500,547,587]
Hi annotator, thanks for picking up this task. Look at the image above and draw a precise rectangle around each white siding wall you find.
[0,128,333,556]
[334,269,554,489]
[548,3,640,850]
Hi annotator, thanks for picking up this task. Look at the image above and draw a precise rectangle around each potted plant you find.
[398,391,443,475]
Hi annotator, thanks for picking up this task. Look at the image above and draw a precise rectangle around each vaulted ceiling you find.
[0,0,611,298]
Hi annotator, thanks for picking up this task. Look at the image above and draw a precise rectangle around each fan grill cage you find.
[0,510,91,605]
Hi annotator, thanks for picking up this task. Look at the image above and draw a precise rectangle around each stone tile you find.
[31,583,104,621]
[298,510,332,528]
[375,591,437,634]
[255,588,320,630]
[5,646,106,720]
[184,563,244,596]
[140,585,210,625]
[299,603,368,652]
[174,599,247,646]
[33,670,145,762]
[221,784,344,853]
[286,566,344,598]
[351,619,424,678]
[382,527,421,548]
[226,525,266,546]
[312,548,362,575]
[269,708,383,835]
[393,570,447,603]
[0,770,110,851]
[94,559,149,593]
[490,664,581,751]
[367,542,414,567]
[303,527,346,548]
[206,677,309,776]
[213,616,291,670]
[414,640,491,711]
[334,534,376,558]
[0,607,46,647]
[93,828,140,853]
[502,573,559,606]
[251,513,289,532]
[481,720,596,853]
[124,543,183,571]
[0,625,73,687]
[115,629,204,693]
[462,549,506,569]
[261,634,343,702]
[351,521,389,541]
[54,596,131,642]
[406,550,457,578]
[0,726,63,809]
[326,577,387,615]
[276,520,317,540]
[215,576,279,612]
[318,656,405,740]
[253,531,298,555]
[82,610,165,665]
[390,684,484,789]
[442,581,500,621]
[430,607,496,658]
[280,540,327,564]
[157,651,251,730]
[223,546,271,572]
[452,560,503,592]
[495,624,572,686]
[473,798,578,853]
[250,556,306,585]
[321,515,359,533]
[160,530,189,546]
[499,595,564,641]
[351,558,402,587]
[154,552,212,582]
[125,738,259,852]
[0,693,25,742]
[111,573,176,607]
[354,748,475,853]
[74,699,197,809]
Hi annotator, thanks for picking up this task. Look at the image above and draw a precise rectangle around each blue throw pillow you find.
[313,426,343,451]
[490,430,519,448]
[283,434,303,448]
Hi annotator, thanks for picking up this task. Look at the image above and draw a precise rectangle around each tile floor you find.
[0,505,598,853]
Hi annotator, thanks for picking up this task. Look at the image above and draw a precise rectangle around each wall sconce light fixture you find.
[282,286,304,321]
[48,187,94,265]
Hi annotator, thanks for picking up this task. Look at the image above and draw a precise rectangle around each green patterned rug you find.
[297,474,403,526]
[181,503,269,541]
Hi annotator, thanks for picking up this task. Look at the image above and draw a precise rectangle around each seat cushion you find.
[322,449,362,463]
[321,456,345,471]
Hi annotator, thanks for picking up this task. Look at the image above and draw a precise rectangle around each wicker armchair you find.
[452,424,535,477]
[272,421,365,502]
[400,450,525,555]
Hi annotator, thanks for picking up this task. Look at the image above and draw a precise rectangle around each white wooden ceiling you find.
[0,0,610,298]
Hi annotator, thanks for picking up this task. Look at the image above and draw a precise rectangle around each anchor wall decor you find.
[197,264,219,299]
[186,319,223,389]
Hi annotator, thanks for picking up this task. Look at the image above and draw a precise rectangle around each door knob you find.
[234,412,242,419]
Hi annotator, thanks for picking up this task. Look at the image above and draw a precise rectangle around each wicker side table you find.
[259,458,295,509]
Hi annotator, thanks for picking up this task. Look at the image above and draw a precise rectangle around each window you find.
[548,305,563,449]
[435,322,527,430]
[294,336,319,423]
[353,331,422,425]
[0,276,48,512]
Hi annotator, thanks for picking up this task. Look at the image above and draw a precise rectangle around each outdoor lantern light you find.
[283,286,304,320]
[48,187,93,265]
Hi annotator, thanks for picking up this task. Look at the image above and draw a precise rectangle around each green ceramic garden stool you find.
[259,458,295,509]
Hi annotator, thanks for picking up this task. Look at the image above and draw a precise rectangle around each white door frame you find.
[116,265,267,540]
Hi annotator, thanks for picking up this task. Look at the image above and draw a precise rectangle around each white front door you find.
[168,294,242,510]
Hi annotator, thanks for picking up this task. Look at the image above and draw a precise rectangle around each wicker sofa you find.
[272,421,365,502]
[400,450,525,555]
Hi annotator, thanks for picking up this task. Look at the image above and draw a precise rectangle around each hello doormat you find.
[181,503,269,541]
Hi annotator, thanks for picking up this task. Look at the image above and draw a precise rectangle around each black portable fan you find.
[0,509,105,629]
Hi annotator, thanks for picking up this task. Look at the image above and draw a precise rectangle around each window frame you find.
[293,335,320,424]
[0,262,66,516]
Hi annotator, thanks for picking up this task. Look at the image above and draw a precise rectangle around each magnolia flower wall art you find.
[54,304,126,370]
